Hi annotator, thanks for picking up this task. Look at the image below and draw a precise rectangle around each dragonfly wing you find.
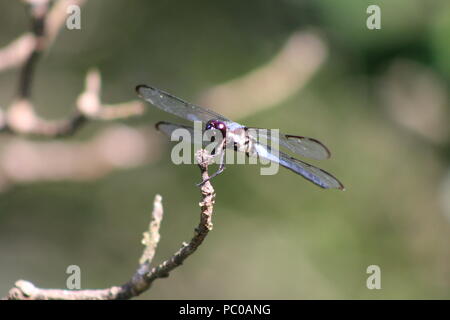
[248,128,331,160]
[155,121,194,140]
[253,143,344,190]
[282,135,331,160]
[156,121,211,149]
[137,85,230,123]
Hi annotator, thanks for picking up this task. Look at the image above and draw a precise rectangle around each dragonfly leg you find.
[196,152,226,187]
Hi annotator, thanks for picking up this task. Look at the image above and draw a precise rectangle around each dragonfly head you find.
[205,120,227,139]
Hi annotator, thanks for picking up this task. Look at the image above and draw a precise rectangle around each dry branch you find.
[5,67,145,136]
[1,0,144,136]
[3,149,216,300]
[0,0,85,73]
[0,125,161,191]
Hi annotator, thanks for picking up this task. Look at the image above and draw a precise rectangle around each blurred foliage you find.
[0,0,449,299]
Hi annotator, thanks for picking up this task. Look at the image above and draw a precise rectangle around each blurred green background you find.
[0,0,449,299]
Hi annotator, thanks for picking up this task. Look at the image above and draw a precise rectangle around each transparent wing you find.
[156,121,228,157]
[155,121,195,139]
[137,85,230,123]
[248,128,331,160]
[253,143,344,190]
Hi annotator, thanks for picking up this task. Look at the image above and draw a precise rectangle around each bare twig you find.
[0,125,160,191]
[144,150,216,283]
[140,194,164,265]
[3,149,216,300]
[0,0,86,73]
[18,0,49,99]
[1,0,144,136]
[0,1,151,190]
[5,67,145,136]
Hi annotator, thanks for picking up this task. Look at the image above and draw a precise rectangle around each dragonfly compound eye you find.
[205,120,227,138]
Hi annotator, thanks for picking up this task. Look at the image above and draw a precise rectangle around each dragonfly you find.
[136,84,344,190]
